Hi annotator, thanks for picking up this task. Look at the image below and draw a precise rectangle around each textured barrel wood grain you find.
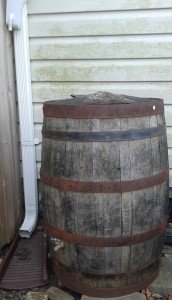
[41,94,169,297]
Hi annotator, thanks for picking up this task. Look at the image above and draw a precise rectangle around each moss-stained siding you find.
[27,0,172,186]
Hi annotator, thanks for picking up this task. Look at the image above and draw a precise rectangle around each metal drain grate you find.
[0,231,48,290]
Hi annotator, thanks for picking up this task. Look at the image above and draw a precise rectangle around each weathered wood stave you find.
[41,95,169,297]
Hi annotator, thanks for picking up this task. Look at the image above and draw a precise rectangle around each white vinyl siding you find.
[27,0,172,185]
[27,0,172,13]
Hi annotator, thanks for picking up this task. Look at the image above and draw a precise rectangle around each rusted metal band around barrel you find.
[40,169,168,193]
[43,100,164,119]
[53,257,160,280]
[44,219,167,247]
[53,262,159,297]
[42,125,165,142]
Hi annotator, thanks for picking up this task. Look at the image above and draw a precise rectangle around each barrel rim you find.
[43,98,164,119]
[44,96,163,106]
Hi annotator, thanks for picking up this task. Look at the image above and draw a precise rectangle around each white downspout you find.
[6,3,38,237]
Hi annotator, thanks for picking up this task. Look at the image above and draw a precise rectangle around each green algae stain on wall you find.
[138,0,151,9]
[33,65,57,81]
[33,64,93,82]
[32,60,172,82]
[31,39,172,60]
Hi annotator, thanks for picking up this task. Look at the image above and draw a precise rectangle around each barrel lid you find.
[43,91,164,119]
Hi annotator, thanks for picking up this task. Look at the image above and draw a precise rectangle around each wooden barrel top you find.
[43,93,164,118]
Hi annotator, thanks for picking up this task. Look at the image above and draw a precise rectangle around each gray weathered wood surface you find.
[0,1,22,248]
[41,95,169,292]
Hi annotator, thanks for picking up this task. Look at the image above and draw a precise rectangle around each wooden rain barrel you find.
[41,92,169,298]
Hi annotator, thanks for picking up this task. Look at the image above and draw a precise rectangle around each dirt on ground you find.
[0,274,81,300]
[0,246,171,300]
[142,289,172,299]
[0,289,30,300]
[0,287,171,300]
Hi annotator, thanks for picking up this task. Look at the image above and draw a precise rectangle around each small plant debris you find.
[14,248,32,260]
[142,289,172,300]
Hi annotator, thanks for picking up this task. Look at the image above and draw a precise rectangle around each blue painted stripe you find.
[42,125,165,142]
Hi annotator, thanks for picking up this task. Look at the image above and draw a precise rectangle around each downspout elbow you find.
[20,208,38,238]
